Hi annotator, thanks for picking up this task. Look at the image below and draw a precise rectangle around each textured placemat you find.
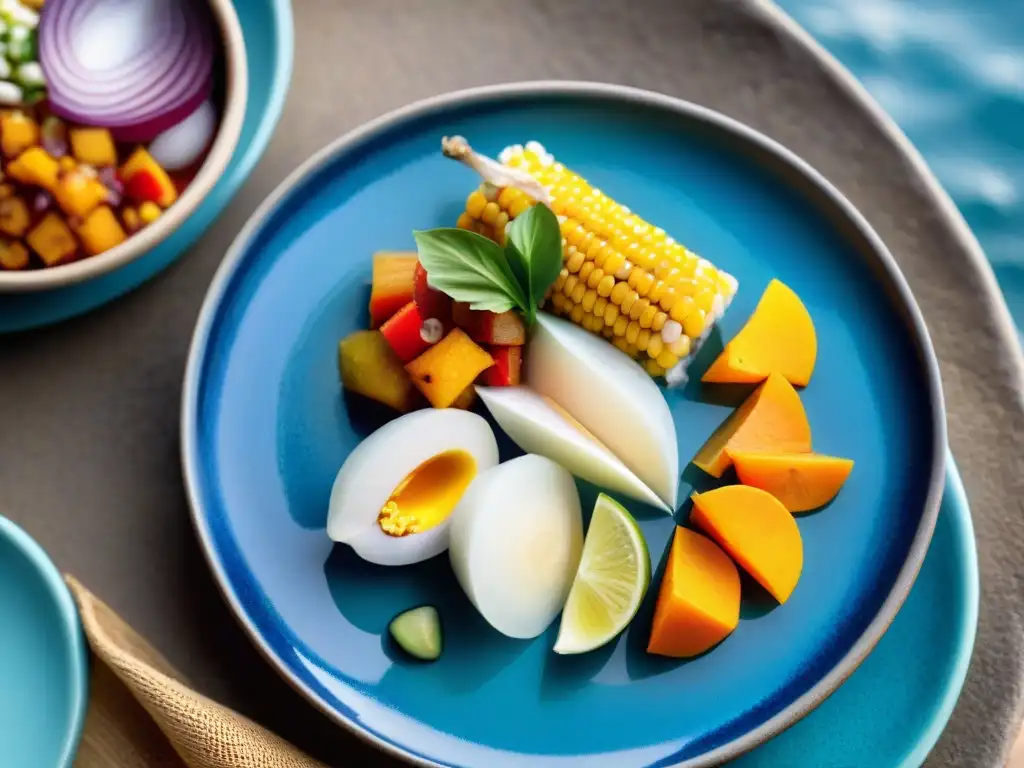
[0,1,1020,766]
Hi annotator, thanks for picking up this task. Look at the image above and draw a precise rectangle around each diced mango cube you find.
[27,213,78,266]
[0,196,30,237]
[0,240,29,270]
[405,329,494,409]
[7,147,60,193]
[69,127,117,167]
[76,206,127,255]
[120,148,177,207]
[1,112,39,158]
[54,170,108,218]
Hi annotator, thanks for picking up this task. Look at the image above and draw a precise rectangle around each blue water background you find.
[778,0,1024,332]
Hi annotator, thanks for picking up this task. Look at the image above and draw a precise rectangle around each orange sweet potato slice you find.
[729,451,854,513]
[692,372,811,478]
[691,485,803,604]
[647,527,740,658]
[703,279,817,386]
[406,329,494,408]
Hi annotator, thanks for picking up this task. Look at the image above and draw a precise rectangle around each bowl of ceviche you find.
[0,0,246,292]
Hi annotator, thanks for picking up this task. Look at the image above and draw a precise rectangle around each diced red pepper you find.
[482,345,522,386]
[380,301,436,363]
[124,170,165,205]
[452,303,526,345]
[413,262,453,327]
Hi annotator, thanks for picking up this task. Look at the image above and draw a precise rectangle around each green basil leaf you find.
[503,241,533,323]
[413,227,528,314]
[506,203,564,320]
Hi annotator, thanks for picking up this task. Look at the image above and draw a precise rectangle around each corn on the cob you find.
[449,139,738,386]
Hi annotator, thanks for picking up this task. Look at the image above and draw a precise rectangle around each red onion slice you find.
[39,0,216,142]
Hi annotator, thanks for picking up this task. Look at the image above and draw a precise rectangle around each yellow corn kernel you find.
[578,231,595,254]
[571,282,586,304]
[549,292,566,313]
[613,337,631,353]
[627,268,642,290]
[594,296,608,317]
[669,335,691,358]
[610,281,629,305]
[581,289,598,312]
[695,289,716,314]
[659,284,680,310]
[636,329,651,352]
[657,351,681,370]
[587,267,604,290]
[683,309,706,338]
[670,295,696,324]
[602,326,615,339]
[597,274,615,297]
[562,275,579,297]
[578,260,594,284]
[621,290,638,315]
[647,280,666,304]
[456,212,474,229]
[652,311,667,332]
[613,315,628,337]
[625,321,640,345]
[493,211,509,238]
[644,358,666,377]
[553,268,568,292]
[639,303,657,329]
[497,186,518,209]
[603,251,626,277]
[647,334,664,360]
[509,197,531,217]
[466,189,487,218]
[635,271,655,296]
[604,303,620,327]
[481,202,500,226]
[566,249,585,273]
[139,202,161,225]
[628,297,649,321]
[624,344,640,358]
[122,207,140,232]
[570,304,585,325]
[586,239,604,261]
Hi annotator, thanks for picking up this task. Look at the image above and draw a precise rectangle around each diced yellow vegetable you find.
[122,207,141,232]
[27,213,78,266]
[7,147,60,193]
[0,196,30,237]
[76,206,127,255]
[58,156,76,172]
[0,240,29,270]
[69,127,117,167]
[54,170,109,218]
[1,112,39,158]
[139,201,161,224]
[405,329,494,408]
[120,147,177,208]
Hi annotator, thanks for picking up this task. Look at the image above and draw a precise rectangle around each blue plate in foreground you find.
[0,0,293,333]
[0,517,88,768]
[182,83,945,766]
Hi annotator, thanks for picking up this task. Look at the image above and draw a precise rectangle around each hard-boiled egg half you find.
[449,454,584,639]
[477,313,680,512]
[327,410,499,566]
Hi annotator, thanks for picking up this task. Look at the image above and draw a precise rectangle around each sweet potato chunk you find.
[729,451,854,513]
[405,329,493,409]
[691,485,803,604]
[692,372,811,478]
[647,527,740,658]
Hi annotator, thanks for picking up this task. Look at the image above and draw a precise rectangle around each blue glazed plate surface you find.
[0,0,293,333]
[0,517,88,768]
[182,84,944,766]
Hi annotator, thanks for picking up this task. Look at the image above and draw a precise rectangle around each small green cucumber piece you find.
[388,606,442,661]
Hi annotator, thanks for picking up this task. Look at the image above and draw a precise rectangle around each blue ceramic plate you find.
[0,517,88,768]
[182,83,946,766]
[0,0,294,333]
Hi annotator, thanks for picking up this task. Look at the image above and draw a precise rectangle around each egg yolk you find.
[378,449,477,537]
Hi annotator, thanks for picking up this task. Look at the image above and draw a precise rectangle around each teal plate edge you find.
[181,82,947,767]
[0,0,295,333]
[732,451,978,767]
[0,516,88,767]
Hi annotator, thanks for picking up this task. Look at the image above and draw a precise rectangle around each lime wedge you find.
[553,494,651,655]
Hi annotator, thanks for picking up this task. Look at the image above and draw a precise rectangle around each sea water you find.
[780,0,1024,333]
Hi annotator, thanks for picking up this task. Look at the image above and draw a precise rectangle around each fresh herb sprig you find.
[413,202,563,326]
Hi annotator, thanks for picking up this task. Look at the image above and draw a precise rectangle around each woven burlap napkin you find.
[66,577,327,768]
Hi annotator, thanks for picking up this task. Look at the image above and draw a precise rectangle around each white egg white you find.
[525,313,679,510]
[448,454,583,639]
[327,409,498,566]
[475,386,670,512]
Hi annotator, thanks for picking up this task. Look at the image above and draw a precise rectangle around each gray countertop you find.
[2,1,1021,766]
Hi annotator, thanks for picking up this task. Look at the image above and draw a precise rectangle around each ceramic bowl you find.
[0,0,248,293]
